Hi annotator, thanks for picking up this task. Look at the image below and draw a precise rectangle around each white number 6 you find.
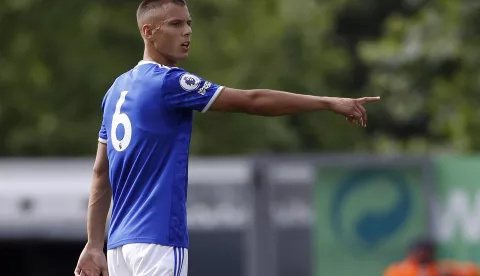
[111,90,132,152]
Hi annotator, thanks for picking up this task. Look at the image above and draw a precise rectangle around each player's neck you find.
[143,49,177,67]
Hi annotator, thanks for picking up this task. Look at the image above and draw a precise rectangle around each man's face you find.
[145,3,192,64]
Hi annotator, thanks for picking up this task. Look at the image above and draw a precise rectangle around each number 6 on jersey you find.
[111,90,132,152]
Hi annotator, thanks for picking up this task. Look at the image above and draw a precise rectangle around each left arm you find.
[86,142,112,250]
[75,142,111,276]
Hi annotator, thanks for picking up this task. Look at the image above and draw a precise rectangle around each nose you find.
[183,25,192,37]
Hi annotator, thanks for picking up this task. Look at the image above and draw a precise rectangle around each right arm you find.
[210,88,335,116]
[161,68,380,127]
[210,87,380,127]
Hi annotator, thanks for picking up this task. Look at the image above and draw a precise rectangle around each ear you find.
[142,24,155,41]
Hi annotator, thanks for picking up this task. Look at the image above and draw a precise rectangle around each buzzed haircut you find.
[137,0,187,27]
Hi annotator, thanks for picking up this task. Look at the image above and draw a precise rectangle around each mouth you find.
[181,41,190,50]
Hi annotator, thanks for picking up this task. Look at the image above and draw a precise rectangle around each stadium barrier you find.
[1,155,479,276]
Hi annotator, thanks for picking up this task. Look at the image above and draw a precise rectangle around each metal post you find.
[245,157,276,276]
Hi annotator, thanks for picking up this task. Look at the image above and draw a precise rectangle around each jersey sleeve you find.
[161,68,224,112]
[98,94,108,144]
[98,119,107,144]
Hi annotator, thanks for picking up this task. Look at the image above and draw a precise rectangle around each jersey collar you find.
[137,60,160,66]
[136,60,175,70]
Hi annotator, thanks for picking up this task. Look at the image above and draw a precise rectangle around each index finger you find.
[358,97,381,104]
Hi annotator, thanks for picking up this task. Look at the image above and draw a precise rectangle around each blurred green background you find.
[2,0,479,157]
[2,1,480,275]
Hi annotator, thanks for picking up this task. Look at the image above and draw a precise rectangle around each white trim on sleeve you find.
[98,137,107,144]
[201,86,225,113]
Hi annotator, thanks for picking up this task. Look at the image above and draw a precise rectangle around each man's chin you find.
[177,53,189,61]
[167,53,189,66]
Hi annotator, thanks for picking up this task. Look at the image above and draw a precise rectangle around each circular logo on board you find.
[179,73,201,91]
[330,170,412,249]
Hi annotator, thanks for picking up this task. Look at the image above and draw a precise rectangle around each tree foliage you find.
[0,0,478,156]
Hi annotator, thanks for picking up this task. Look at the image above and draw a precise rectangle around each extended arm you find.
[210,88,331,116]
[160,68,380,127]
[209,87,380,127]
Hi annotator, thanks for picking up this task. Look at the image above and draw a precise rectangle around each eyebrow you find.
[167,17,192,22]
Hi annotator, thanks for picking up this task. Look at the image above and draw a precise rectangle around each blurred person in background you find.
[73,0,381,275]
[440,260,479,276]
[384,239,479,276]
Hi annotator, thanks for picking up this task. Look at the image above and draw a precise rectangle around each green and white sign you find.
[433,156,480,262]
[315,165,428,276]
[314,156,480,276]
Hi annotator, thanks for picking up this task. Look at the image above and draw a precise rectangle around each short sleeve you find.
[161,68,224,112]
[98,119,107,144]
[98,94,108,144]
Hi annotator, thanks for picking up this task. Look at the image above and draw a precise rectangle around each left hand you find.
[74,245,109,276]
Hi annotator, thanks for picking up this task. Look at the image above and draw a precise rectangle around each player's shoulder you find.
[100,71,129,110]
[161,66,205,92]
[162,65,193,78]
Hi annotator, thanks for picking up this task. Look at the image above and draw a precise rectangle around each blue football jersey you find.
[98,60,224,250]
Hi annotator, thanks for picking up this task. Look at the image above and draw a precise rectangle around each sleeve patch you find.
[179,73,201,91]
